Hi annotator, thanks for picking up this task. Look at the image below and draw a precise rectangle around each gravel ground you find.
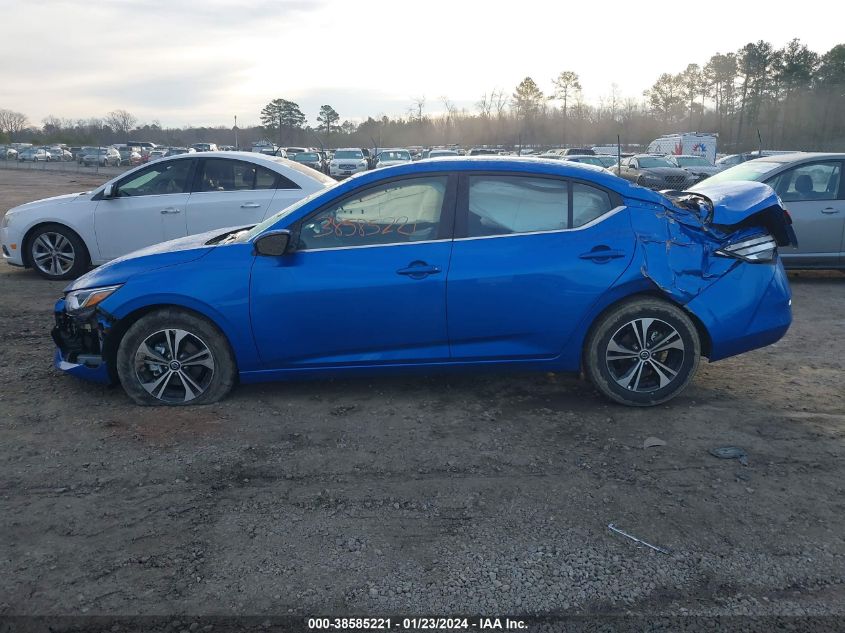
[1,170,844,619]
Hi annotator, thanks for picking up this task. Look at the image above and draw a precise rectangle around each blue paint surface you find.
[51,158,793,389]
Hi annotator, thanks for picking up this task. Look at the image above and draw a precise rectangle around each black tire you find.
[584,297,700,407]
[116,309,237,406]
[26,223,90,280]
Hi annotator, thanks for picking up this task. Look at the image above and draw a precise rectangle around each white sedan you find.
[0,151,334,280]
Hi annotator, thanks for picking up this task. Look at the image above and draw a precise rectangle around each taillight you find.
[716,234,778,263]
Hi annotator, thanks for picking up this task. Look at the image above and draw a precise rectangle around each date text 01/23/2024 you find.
[306,617,528,630]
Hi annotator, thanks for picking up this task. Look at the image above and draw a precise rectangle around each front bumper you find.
[686,257,792,362]
[52,298,114,384]
[0,225,25,266]
[329,165,367,178]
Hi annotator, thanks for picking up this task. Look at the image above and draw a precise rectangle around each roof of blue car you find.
[345,156,664,204]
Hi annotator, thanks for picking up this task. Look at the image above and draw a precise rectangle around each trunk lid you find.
[667,180,797,247]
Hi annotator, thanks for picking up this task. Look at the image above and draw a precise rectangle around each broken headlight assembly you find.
[65,284,122,312]
[715,234,777,263]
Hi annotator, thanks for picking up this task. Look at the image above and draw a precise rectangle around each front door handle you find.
[579,247,625,262]
[160,207,181,214]
[396,261,441,279]
[240,203,262,209]
[821,207,840,214]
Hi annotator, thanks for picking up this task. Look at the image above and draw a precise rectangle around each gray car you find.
[665,155,721,183]
[611,154,696,190]
[692,152,845,270]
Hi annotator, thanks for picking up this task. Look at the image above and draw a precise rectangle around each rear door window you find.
[467,176,568,237]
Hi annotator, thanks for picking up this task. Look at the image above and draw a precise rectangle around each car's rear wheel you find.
[584,297,700,406]
[27,223,89,280]
[116,309,237,406]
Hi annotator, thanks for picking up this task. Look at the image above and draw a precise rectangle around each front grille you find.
[339,164,357,170]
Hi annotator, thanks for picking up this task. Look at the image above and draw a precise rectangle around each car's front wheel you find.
[116,309,237,406]
[27,223,89,280]
[584,297,700,406]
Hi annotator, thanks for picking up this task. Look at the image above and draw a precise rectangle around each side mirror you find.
[102,183,114,198]
[254,230,292,257]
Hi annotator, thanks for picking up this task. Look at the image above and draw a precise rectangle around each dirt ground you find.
[1,169,844,619]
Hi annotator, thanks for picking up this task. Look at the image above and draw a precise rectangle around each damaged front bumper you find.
[52,298,114,384]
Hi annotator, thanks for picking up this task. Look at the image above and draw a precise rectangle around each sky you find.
[0,0,842,129]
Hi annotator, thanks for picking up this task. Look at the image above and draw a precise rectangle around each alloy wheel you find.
[31,232,76,277]
[605,318,685,392]
[134,329,215,403]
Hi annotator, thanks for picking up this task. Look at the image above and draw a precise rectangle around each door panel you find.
[94,193,188,259]
[250,242,452,367]
[185,190,276,233]
[447,210,634,360]
[249,174,456,368]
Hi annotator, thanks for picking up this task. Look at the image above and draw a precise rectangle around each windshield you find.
[429,150,457,158]
[294,152,320,161]
[638,157,674,168]
[596,156,617,167]
[335,150,363,159]
[379,151,410,161]
[697,160,781,185]
[675,156,710,166]
[236,183,339,243]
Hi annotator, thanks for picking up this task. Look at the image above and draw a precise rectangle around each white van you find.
[647,133,718,164]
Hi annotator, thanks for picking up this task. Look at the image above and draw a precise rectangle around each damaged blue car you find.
[52,157,797,407]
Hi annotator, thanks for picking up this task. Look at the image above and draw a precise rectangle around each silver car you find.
[692,152,844,269]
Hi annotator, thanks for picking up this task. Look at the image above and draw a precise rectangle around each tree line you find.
[1,39,842,152]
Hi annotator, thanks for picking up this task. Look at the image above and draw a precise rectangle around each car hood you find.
[11,191,91,213]
[63,227,240,292]
[682,165,720,175]
[688,180,782,225]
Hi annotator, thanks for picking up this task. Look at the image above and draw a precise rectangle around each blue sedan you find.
[52,157,796,407]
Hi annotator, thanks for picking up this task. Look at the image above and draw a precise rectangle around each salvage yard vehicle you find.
[375,149,412,168]
[0,152,334,280]
[611,154,697,190]
[49,157,796,407]
[329,148,369,178]
[665,155,722,183]
[81,147,121,167]
[693,152,845,269]
[17,147,52,162]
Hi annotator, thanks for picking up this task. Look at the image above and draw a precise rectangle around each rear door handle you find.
[579,248,625,261]
[160,207,181,214]
[240,203,262,209]
[397,261,441,279]
[821,207,840,214]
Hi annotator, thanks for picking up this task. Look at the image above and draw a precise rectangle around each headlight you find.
[359,161,367,167]
[0,211,11,228]
[65,285,122,311]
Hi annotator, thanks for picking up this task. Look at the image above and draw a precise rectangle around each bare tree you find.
[105,109,138,136]
[410,96,426,121]
[0,109,29,138]
[476,93,492,118]
[491,89,509,117]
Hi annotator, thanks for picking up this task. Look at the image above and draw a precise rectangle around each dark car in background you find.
[666,155,722,183]
[611,154,696,190]
[291,151,327,174]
